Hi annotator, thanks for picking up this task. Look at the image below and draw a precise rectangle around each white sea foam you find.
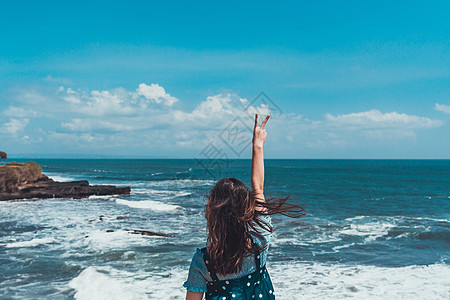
[339,216,398,242]
[348,215,450,223]
[87,195,116,200]
[46,174,76,182]
[172,191,192,197]
[269,262,450,299]
[272,234,341,247]
[132,189,191,198]
[270,237,309,246]
[332,242,356,252]
[84,229,152,251]
[176,168,193,174]
[339,222,396,242]
[68,262,450,300]
[144,179,216,188]
[345,215,366,221]
[131,188,166,195]
[409,216,450,223]
[115,199,181,211]
[68,266,148,300]
[4,237,56,248]
[131,188,192,199]
[308,234,342,244]
[68,266,186,300]
[339,215,449,242]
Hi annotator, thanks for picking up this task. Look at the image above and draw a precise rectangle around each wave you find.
[144,179,216,187]
[339,222,396,242]
[348,215,450,224]
[407,216,450,223]
[176,168,193,174]
[68,262,450,300]
[340,215,449,242]
[131,188,192,198]
[46,174,76,182]
[68,266,185,300]
[171,191,192,197]
[83,230,156,251]
[87,195,116,200]
[115,199,182,211]
[269,262,450,299]
[68,266,148,300]
[273,214,449,248]
[271,233,341,246]
[4,237,56,248]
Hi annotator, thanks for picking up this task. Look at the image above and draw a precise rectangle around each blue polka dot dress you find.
[184,215,275,299]
[201,243,275,300]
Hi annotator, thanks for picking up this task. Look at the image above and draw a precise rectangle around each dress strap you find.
[200,247,219,282]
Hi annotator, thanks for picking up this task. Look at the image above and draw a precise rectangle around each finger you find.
[254,113,259,129]
[260,115,270,129]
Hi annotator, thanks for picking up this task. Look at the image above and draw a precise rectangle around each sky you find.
[1,1,449,159]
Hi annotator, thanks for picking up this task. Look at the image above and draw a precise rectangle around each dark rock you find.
[0,161,131,201]
[124,229,174,238]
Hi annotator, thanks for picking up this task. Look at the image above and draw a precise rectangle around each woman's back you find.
[184,215,272,292]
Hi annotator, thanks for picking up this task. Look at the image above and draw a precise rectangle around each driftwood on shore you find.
[0,161,130,201]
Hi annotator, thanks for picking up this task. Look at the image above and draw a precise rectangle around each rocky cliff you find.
[0,161,130,201]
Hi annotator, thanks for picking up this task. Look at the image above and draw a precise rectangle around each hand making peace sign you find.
[252,113,270,148]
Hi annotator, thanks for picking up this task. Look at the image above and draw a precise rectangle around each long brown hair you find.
[205,177,305,275]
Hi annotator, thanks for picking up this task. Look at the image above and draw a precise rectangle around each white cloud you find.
[435,103,450,114]
[63,88,81,104]
[136,83,178,106]
[3,106,38,118]
[1,83,445,157]
[43,75,72,84]
[57,84,179,120]
[61,118,142,132]
[1,118,29,135]
[325,109,443,129]
[173,94,236,125]
[48,132,102,146]
[60,88,137,116]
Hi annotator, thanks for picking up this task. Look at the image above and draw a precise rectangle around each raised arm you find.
[251,113,270,208]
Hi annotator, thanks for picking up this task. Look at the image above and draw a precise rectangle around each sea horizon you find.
[6,157,450,160]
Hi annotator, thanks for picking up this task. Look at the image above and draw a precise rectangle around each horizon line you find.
[5,157,450,160]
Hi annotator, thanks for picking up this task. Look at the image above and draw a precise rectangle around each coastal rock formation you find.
[0,161,130,201]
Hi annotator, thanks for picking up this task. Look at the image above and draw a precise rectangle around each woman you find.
[184,114,305,299]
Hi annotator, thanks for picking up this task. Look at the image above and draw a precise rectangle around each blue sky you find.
[1,1,449,158]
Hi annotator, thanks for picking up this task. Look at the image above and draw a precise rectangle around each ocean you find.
[0,159,449,299]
